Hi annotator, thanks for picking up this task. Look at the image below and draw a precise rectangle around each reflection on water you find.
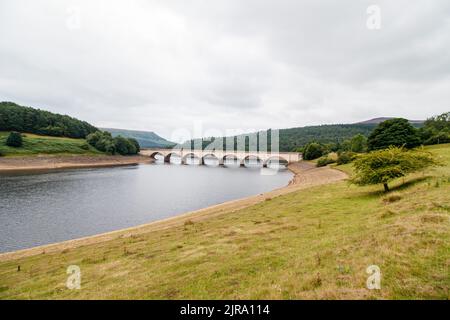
[0,163,292,252]
[154,154,288,169]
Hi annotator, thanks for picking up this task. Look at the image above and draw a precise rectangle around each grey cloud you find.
[0,0,449,138]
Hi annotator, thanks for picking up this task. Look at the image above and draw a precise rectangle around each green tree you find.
[419,111,450,145]
[128,138,140,153]
[86,131,103,147]
[86,131,139,155]
[350,147,439,192]
[350,134,367,153]
[336,151,356,165]
[114,136,131,155]
[6,131,23,147]
[423,132,450,145]
[423,111,449,132]
[367,118,421,151]
[303,142,325,160]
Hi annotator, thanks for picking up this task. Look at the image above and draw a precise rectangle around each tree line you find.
[0,102,98,138]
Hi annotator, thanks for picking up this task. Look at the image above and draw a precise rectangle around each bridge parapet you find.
[140,148,302,166]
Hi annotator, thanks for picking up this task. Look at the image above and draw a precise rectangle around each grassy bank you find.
[0,132,102,156]
[0,145,448,299]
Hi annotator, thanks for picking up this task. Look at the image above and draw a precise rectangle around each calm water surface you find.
[0,162,292,252]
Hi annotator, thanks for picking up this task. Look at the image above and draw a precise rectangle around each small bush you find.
[303,143,326,160]
[316,156,335,167]
[86,131,140,155]
[6,131,23,147]
[336,151,356,165]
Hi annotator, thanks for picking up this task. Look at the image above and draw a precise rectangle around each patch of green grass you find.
[0,145,448,299]
[0,132,103,156]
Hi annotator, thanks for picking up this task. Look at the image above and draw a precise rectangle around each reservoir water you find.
[0,162,292,253]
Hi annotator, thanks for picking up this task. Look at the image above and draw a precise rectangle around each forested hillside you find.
[279,124,376,151]
[183,120,427,152]
[0,102,98,138]
[182,124,377,152]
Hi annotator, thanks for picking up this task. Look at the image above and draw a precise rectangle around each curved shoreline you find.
[0,162,347,262]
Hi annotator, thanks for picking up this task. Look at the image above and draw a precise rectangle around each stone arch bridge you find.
[140,149,302,167]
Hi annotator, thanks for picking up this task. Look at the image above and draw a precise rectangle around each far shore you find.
[0,161,347,261]
[0,154,153,173]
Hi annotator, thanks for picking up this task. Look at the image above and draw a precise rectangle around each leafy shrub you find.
[350,146,440,192]
[336,151,356,165]
[303,142,326,160]
[86,131,140,155]
[316,156,336,167]
[6,131,23,147]
[350,134,367,153]
[128,138,140,153]
[114,136,132,155]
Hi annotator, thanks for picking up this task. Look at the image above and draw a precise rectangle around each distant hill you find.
[357,117,424,125]
[102,128,175,149]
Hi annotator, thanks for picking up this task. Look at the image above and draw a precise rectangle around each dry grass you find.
[0,144,449,300]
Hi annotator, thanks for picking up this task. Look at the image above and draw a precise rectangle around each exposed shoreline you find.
[0,160,347,262]
[0,154,153,173]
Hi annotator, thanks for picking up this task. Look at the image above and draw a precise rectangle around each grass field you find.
[0,145,448,299]
[0,132,102,156]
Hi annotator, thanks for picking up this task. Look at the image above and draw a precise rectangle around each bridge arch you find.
[164,152,181,163]
[222,154,239,166]
[240,155,263,167]
[181,153,200,165]
[263,156,288,168]
[149,151,164,160]
[201,154,220,166]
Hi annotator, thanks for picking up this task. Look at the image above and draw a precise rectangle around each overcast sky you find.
[1,0,449,140]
